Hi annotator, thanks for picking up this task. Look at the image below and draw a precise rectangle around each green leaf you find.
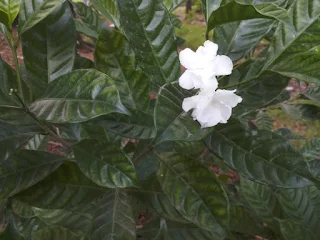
[95,27,150,111]
[303,87,320,106]
[264,0,320,84]
[279,219,317,240]
[205,0,289,32]
[0,211,23,240]
[74,55,94,70]
[21,1,76,96]
[29,69,130,123]
[240,177,283,232]
[206,120,313,187]
[117,0,180,87]
[75,2,102,35]
[88,190,136,240]
[31,227,81,240]
[157,152,228,235]
[274,128,304,140]
[91,0,120,28]
[15,163,105,210]
[95,110,156,139]
[153,218,167,240]
[278,186,320,236]
[0,0,20,27]
[214,19,275,62]
[74,140,138,188]
[0,150,65,201]
[163,0,186,12]
[137,220,225,240]
[0,22,9,44]
[300,138,320,160]
[19,0,65,34]
[155,82,211,144]
[256,110,273,131]
[25,134,49,150]
[280,103,320,120]
[75,20,99,38]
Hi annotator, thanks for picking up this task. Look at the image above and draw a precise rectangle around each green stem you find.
[8,29,24,101]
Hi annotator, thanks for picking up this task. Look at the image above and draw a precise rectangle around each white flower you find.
[179,40,233,91]
[182,90,242,128]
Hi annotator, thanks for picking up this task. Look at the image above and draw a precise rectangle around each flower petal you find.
[214,89,243,108]
[182,95,200,112]
[217,103,232,123]
[200,75,218,93]
[179,70,202,90]
[179,48,197,69]
[197,102,222,128]
[212,55,233,76]
[203,40,218,57]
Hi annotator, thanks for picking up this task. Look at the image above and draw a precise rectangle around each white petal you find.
[203,40,218,57]
[200,75,218,93]
[182,95,200,112]
[214,89,243,108]
[217,103,232,123]
[179,70,201,90]
[179,48,197,69]
[212,55,233,76]
[197,102,222,128]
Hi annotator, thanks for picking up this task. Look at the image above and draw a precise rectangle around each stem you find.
[8,29,24,101]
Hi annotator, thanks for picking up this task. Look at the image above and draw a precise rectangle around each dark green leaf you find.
[0,211,23,240]
[206,120,313,187]
[74,55,94,70]
[75,2,102,35]
[95,110,156,139]
[278,186,320,236]
[31,227,82,240]
[88,190,136,240]
[0,0,20,27]
[264,0,320,84]
[155,83,212,144]
[240,177,283,232]
[15,163,105,210]
[280,103,320,120]
[274,128,304,140]
[300,138,320,160]
[95,27,150,111]
[75,20,99,38]
[303,87,320,106]
[91,0,119,28]
[117,0,180,87]
[19,0,66,34]
[279,219,317,240]
[29,69,130,123]
[25,134,49,150]
[21,1,76,96]
[74,140,138,188]
[157,152,228,235]
[0,150,65,201]
[214,19,275,62]
[256,110,273,131]
[153,218,167,240]
[163,0,186,12]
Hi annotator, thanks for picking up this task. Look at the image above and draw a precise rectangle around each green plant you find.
[0,0,320,239]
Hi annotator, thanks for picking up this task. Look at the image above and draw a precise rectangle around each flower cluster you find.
[179,41,242,128]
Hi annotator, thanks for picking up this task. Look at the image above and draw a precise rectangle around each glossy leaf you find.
[240,177,283,232]
[303,87,320,106]
[91,0,120,28]
[300,138,320,160]
[117,0,180,87]
[74,140,138,188]
[256,110,273,131]
[280,103,320,120]
[29,69,129,123]
[88,190,136,240]
[19,0,65,34]
[0,0,20,27]
[75,20,99,38]
[0,211,23,240]
[32,227,81,240]
[206,120,313,187]
[25,134,49,150]
[75,2,102,36]
[155,83,212,144]
[21,1,76,96]
[157,152,228,235]
[278,186,320,236]
[264,0,320,84]
[95,110,156,139]
[15,163,105,210]
[214,18,275,62]
[0,150,65,201]
[279,219,317,240]
[163,0,186,12]
[153,218,167,240]
[95,27,150,111]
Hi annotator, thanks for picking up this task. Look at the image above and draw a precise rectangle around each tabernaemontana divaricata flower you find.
[179,40,233,91]
[182,90,242,128]
[179,40,242,128]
